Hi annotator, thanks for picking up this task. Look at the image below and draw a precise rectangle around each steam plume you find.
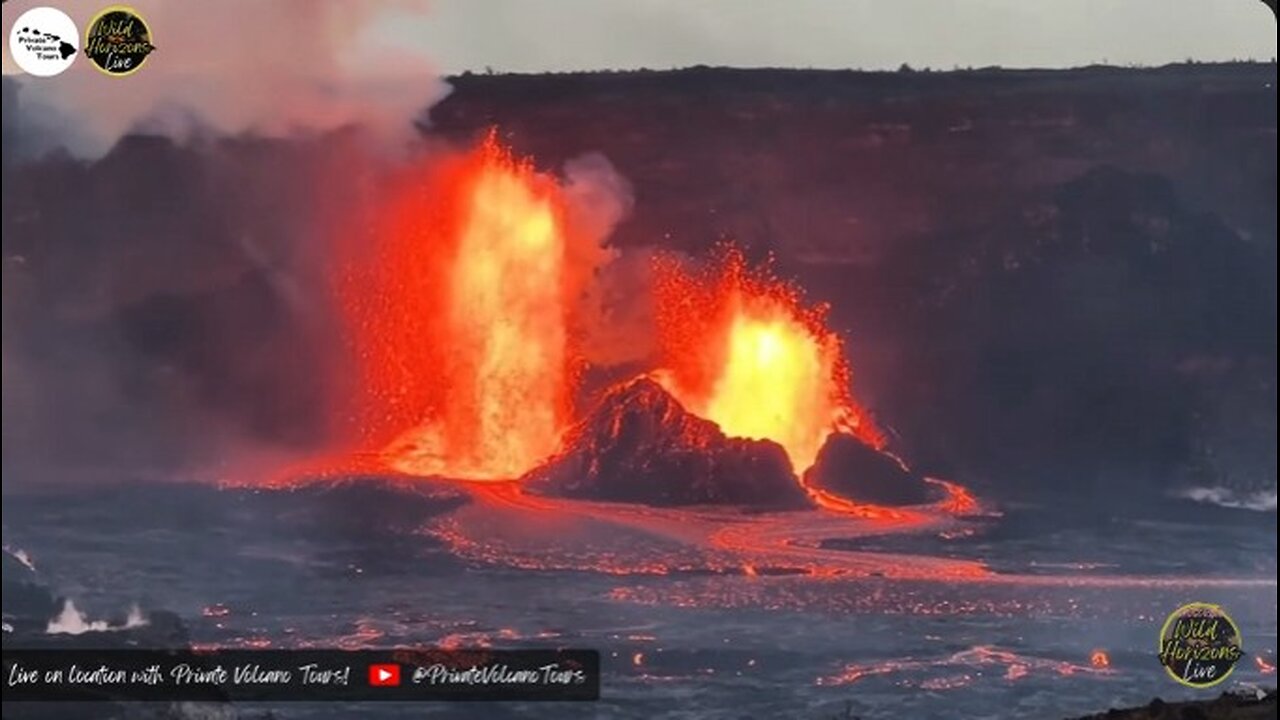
[1,0,449,158]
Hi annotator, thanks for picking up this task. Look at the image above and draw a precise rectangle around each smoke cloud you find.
[0,123,645,487]
[0,1,460,483]
[0,128,380,482]
[563,152,634,247]
[1,0,449,158]
[559,152,690,373]
[575,248,662,367]
[559,152,655,367]
[0,0,646,484]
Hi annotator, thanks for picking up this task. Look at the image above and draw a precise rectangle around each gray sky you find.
[385,0,1276,73]
[2,0,1274,158]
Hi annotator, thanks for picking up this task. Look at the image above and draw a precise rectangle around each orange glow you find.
[337,131,577,480]
[799,483,915,521]
[819,646,1109,688]
[1089,649,1110,669]
[653,244,883,473]
[925,478,981,515]
[1257,655,1276,674]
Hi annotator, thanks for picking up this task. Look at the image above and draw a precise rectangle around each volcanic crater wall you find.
[433,64,1278,506]
[3,64,1276,507]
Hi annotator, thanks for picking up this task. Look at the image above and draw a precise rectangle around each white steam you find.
[563,152,635,245]
[3,544,37,572]
[559,153,660,367]
[46,599,149,635]
[2,0,450,158]
[1174,485,1278,512]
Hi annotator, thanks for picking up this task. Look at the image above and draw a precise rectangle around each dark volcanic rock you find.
[4,545,193,649]
[523,378,812,509]
[804,432,936,505]
[2,547,60,626]
[263,475,470,536]
[1066,689,1276,720]
[2,548,227,718]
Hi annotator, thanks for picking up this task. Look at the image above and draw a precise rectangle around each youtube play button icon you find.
[367,663,401,687]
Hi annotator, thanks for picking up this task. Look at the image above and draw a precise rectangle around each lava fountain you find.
[338,132,578,480]
[652,244,884,473]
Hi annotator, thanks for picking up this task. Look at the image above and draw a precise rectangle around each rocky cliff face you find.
[4,65,1273,507]
[431,64,1276,507]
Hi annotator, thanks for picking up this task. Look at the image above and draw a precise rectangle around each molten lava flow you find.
[338,132,577,480]
[1089,650,1110,669]
[925,478,981,515]
[652,244,883,474]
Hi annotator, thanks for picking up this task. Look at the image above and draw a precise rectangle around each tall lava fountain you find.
[333,135,886,494]
[339,133,579,480]
[652,245,884,473]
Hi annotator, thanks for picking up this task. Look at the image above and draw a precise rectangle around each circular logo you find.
[83,5,155,76]
[7,7,79,77]
[1158,602,1244,688]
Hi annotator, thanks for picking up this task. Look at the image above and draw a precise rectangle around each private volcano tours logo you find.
[8,6,79,77]
[1158,602,1244,688]
[84,5,155,76]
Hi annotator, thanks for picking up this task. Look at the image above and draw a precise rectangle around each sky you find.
[395,0,1277,73]
[4,0,1277,78]
[2,0,1274,157]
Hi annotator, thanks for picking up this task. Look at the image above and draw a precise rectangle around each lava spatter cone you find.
[522,378,812,509]
[803,432,938,506]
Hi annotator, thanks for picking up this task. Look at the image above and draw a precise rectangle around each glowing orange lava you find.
[338,132,577,480]
[652,244,883,474]
[925,478,981,515]
[818,646,1108,688]
[1089,649,1110,669]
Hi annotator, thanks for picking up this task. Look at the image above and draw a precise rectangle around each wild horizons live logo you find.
[84,5,155,76]
[1158,602,1245,688]
[7,5,155,77]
